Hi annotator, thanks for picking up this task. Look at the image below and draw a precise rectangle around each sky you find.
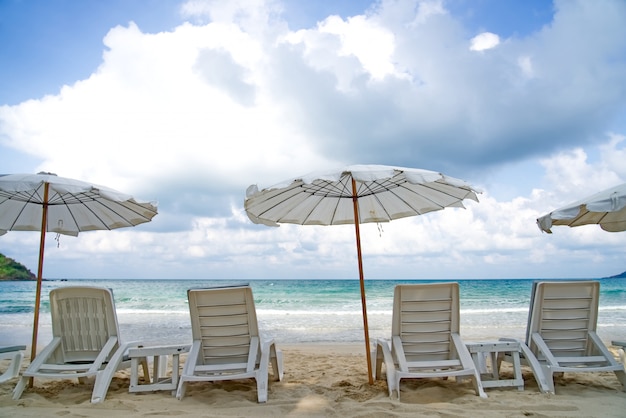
[1,0,625,281]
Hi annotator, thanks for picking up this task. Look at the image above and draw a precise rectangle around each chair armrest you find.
[0,345,26,354]
[392,336,409,372]
[530,332,559,366]
[247,337,260,372]
[88,337,119,374]
[373,338,397,397]
[181,341,202,375]
[23,337,62,374]
[451,334,477,371]
[589,332,621,366]
[373,338,394,377]
[499,337,552,393]
[260,338,283,381]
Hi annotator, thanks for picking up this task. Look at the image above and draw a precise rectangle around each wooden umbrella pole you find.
[29,182,49,387]
[352,178,373,384]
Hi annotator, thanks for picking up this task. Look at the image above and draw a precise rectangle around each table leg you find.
[490,352,499,379]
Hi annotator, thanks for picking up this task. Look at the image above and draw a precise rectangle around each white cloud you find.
[318,15,397,81]
[470,32,500,51]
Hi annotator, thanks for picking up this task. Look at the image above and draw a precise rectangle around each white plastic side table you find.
[128,344,191,394]
[465,341,524,390]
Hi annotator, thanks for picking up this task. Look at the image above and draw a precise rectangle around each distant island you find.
[0,253,36,281]
[606,270,626,279]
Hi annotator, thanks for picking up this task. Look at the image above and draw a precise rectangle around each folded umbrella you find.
[537,183,626,233]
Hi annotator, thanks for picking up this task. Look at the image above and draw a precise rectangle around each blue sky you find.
[1,0,625,280]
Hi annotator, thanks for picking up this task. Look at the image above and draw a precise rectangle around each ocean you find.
[1,278,624,349]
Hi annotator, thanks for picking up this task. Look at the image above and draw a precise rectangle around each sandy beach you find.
[1,343,625,418]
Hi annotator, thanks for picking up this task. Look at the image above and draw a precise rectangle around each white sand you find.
[1,343,625,417]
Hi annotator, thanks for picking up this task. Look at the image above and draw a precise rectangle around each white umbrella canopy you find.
[0,172,158,369]
[245,165,479,226]
[537,183,626,233]
[0,173,157,236]
[244,164,480,383]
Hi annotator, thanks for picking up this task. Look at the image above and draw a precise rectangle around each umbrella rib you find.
[569,207,589,226]
[88,197,154,226]
[306,178,351,198]
[595,212,610,225]
[568,206,614,228]
[356,180,395,220]
[255,179,354,224]
[330,177,353,224]
[85,201,115,231]
[357,177,417,220]
[395,183,444,215]
[300,180,347,224]
[54,192,110,232]
[0,189,45,230]
[295,183,326,224]
[54,192,153,232]
[252,184,312,223]
[361,177,472,220]
[403,181,470,212]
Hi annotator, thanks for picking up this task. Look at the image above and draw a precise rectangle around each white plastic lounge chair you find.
[373,283,486,399]
[0,345,26,383]
[176,286,283,403]
[502,281,625,393]
[13,286,148,403]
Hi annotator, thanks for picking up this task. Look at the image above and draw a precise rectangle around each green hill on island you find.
[0,253,36,281]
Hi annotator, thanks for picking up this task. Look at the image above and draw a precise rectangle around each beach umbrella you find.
[0,172,158,372]
[537,183,626,233]
[244,164,480,383]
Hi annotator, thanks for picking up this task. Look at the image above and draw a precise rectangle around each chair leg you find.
[92,370,115,403]
[141,357,150,382]
[372,350,380,381]
[256,373,268,403]
[91,347,129,404]
[395,376,402,401]
[12,376,28,400]
[516,342,552,393]
[373,340,397,398]
[472,369,488,398]
[270,345,284,381]
[541,365,555,393]
[176,377,186,400]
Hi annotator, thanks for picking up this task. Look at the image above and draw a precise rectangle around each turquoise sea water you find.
[0,278,624,349]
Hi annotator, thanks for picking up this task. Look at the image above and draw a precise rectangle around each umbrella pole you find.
[352,178,374,384]
[29,182,49,387]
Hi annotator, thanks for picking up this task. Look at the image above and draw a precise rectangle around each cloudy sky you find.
[1,0,625,281]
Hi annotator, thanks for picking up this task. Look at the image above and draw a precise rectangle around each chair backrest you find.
[187,286,259,366]
[50,286,120,363]
[392,283,460,362]
[526,281,600,358]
